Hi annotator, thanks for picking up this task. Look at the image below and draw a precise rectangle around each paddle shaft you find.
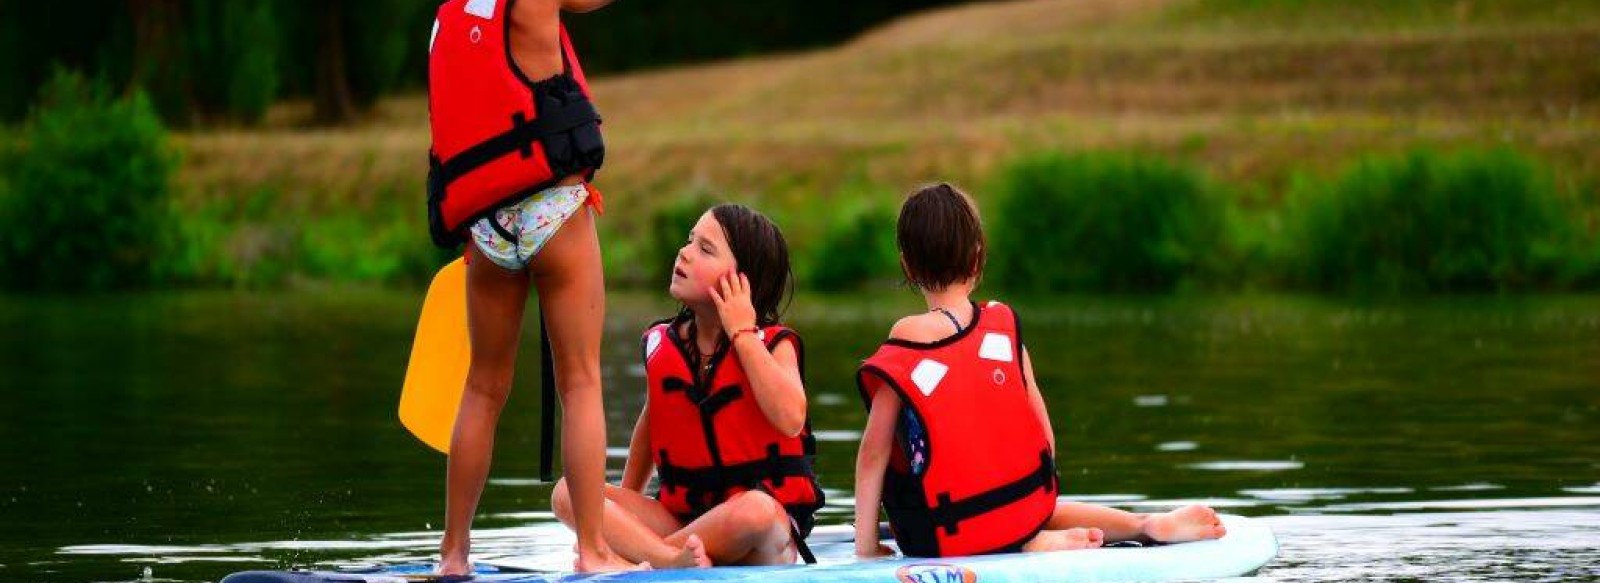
[539,309,555,482]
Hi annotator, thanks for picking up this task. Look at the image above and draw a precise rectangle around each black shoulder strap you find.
[433,98,600,189]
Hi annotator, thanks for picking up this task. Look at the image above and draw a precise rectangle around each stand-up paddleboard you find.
[221,514,1275,583]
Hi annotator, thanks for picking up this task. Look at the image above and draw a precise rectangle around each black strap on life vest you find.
[658,444,816,494]
[791,520,816,565]
[927,449,1057,536]
[656,447,817,522]
[658,376,817,518]
[432,97,600,190]
[662,376,741,469]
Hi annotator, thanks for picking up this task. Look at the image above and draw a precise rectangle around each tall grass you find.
[153,184,450,288]
[1163,0,1600,29]
[1284,149,1579,293]
[989,151,1226,294]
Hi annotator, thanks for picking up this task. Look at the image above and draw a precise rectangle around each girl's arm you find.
[620,403,654,492]
[730,334,807,437]
[1021,347,1056,455]
[712,273,807,436]
[855,387,900,558]
[560,0,614,13]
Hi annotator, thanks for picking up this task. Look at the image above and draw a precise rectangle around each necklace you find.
[684,319,721,382]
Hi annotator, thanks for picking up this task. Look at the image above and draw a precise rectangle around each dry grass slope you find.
[179,0,1600,237]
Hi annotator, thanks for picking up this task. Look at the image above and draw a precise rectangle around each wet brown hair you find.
[898,183,986,291]
[705,203,793,326]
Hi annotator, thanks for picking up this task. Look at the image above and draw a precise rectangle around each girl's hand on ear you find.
[708,271,757,337]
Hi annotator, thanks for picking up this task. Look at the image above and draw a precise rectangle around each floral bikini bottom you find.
[468,183,590,271]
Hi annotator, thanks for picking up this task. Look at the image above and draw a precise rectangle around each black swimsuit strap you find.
[933,307,966,334]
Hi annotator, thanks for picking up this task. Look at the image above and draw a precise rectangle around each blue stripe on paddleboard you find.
[221,514,1276,583]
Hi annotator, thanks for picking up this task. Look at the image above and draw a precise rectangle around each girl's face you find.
[669,211,737,305]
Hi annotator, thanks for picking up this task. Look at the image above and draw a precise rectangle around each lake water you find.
[2,290,1597,582]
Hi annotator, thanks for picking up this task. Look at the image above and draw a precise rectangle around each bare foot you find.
[574,548,650,573]
[437,555,471,577]
[439,540,471,577]
[1143,505,1227,543]
[654,534,712,569]
[1023,527,1105,552]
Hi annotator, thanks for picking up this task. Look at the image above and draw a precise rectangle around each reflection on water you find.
[2,291,1597,582]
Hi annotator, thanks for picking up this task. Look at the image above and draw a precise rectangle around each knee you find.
[730,491,787,530]
[550,478,573,522]
[551,365,602,399]
[463,371,513,405]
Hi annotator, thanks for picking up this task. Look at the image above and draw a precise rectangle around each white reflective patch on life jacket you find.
[645,329,663,359]
[910,359,948,397]
[979,332,1014,363]
[464,0,499,20]
[429,18,440,53]
[987,300,999,308]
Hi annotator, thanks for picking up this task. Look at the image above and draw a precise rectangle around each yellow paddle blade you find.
[399,257,470,454]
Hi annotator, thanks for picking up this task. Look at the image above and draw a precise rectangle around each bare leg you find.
[552,480,711,568]
[440,244,533,576]
[528,208,639,572]
[1046,502,1226,544]
[662,491,797,566]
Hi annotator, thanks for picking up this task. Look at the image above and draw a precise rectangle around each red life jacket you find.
[426,0,605,248]
[642,319,824,524]
[856,301,1058,558]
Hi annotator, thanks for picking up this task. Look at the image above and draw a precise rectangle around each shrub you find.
[1286,149,1573,293]
[805,198,898,291]
[989,151,1224,293]
[0,70,178,291]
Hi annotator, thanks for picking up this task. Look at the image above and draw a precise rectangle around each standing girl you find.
[427,0,651,574]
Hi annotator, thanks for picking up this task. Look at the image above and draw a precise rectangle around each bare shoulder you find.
[887,313,948,344]
[512,0,558,20]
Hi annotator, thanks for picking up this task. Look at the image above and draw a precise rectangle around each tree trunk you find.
[127,0,195,124]
[313,2,358,125]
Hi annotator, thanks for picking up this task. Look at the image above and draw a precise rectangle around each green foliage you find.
[0,70,178,291]
[152,185,451,288]
[1284,149,1576,293]
[297,211,441,284]
[0,1,122,122]
[805,198,898,291]
[343,0,428,108]
[989,151,1225,293]
[187,1,280,124]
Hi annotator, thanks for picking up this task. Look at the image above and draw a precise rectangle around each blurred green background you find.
[1,0,1596,295]
[3,3,1599,581]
